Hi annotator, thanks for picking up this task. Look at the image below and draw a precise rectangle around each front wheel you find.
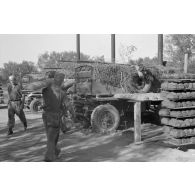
[91,104,120,133]
[29,99,42,113]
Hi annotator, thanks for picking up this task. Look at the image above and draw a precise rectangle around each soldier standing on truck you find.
[27,72,74,162]
[7,75,27,135]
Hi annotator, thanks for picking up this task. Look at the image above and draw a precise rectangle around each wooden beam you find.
[76,34,80,61]
[134,102,141,142]
[184,53,188,73]
[158,34,163,65]
[111,34,115,63]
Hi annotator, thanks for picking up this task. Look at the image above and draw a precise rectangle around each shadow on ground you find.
[0,116,176,162]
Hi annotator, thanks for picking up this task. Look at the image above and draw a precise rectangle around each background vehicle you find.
[72,65,162,133]
[24,91,43,112]
[0,83,4,104]
[22,74,43,113]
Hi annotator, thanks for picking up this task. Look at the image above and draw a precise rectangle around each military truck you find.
[0,83,4,104]
[22,74,43,113]
[70,64,162,133]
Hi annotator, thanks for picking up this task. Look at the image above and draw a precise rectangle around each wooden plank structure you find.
[184,53,189,74]
[134,101,141,142]
[114,93,163,142]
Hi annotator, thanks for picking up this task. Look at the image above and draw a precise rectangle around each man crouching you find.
[27,72,70,162]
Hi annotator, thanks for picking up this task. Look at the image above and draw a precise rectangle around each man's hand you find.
[61,79,75,91]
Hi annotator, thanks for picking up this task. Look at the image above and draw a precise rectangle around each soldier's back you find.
[42,85,65,113]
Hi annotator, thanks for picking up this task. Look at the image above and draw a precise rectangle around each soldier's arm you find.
[61,79,75,91]
[26,79,54,91]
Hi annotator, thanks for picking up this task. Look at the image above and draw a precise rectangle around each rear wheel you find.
[29,99,42,113]
[91,104,120,133]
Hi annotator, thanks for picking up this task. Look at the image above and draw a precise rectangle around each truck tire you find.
[30,99,42,113]
[91,104,120,133]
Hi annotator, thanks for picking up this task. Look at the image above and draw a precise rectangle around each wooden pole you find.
[134,102,141,142]
[158,34,163,65]
[76,34,80,61]
[184,53,189,73]
[111,34,115,63]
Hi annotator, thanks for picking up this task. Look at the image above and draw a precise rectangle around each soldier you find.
[7,75,27,135]
[27,72,73,162]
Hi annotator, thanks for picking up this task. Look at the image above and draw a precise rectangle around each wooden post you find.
[76,34,80,61]
[111,34,115,63]
[158,34,163,65]
[184,53,189,73]
[134,102,141,142]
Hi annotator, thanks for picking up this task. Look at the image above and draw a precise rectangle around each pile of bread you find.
[159,109,195,117]
[161,117,195,127]
[166,127,195,138]
[161,91,195,100]
[162,100,195,108]
[168,137,195,145]
[161,82,195,90]
[162,73,195,79]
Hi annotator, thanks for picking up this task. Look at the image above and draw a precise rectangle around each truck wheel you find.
[30,99,42,113]
[91,104,120,133]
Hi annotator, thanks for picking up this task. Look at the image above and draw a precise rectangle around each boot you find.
[55,148,61,158]
[24,123,27,131]
[7,128,13,136]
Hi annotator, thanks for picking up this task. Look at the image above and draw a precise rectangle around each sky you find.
[0,34,158,67]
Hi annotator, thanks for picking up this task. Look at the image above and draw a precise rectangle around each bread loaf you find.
[160,91,168,98]
[167,92,177,100]
[186,92,191,98]
[161,118,169,125]
[184,83,189,89]
[178,83,184,89]
[159,109,170,116]
[162,100,176,108]
[161,82,169,90]
[189,83,193,89]
[168,83,178,90]
[182,92,187,99]
[181,110,187,117]
[182,102,187,107]
[191,92,195,98]
[177,102,182,107]
[178,93,183,99]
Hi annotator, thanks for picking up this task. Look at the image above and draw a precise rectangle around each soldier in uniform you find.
[7,75,27,135]
[27,72,73,162]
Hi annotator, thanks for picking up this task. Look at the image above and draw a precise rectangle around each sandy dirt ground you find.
[1,108,195,162]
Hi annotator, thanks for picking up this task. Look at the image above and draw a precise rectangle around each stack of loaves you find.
[159,73,195,146]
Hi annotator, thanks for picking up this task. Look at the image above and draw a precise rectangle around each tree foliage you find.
[0,61,37,82]
[119,44,137,63]
[164,34,195,71]
[37,51,91,69]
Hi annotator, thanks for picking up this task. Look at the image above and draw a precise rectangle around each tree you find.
[2,61,37,81]
[37,51,91,69]
[164,34,195,71]
[119,43,137,63]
